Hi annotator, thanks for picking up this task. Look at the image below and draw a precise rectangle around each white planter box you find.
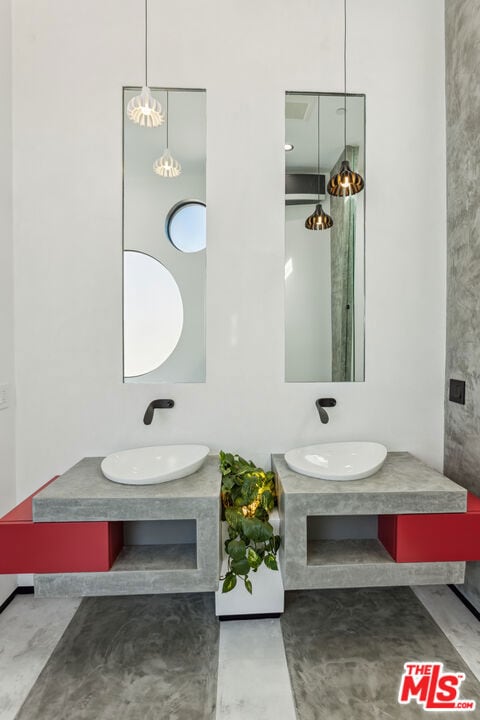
[215,509,285,617]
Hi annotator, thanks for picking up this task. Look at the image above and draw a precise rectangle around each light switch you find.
[0,385,9,411]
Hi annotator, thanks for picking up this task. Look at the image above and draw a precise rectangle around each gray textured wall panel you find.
[445,0,480,607]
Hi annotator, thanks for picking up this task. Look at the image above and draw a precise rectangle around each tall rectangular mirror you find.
[123,87,206,383]
[285,91,365,382]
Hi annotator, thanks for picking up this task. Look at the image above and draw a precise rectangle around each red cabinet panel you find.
[0,479,123,574]
[379,492,480,563]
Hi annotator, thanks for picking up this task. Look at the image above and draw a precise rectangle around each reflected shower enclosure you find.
[284,92,365,382]
[123,87,206,383]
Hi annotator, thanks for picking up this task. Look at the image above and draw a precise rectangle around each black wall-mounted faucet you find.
[143,399,175,425]
[315,398,336,424]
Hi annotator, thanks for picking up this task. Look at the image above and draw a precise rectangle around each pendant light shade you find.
[305,203,334,230]
[327,159,364,197]
[153,148,181,177]
[305,95,333,231]
[127,86,164,127]
[327,0,364,198]
[153,91,181,177]
[127,0,164,127]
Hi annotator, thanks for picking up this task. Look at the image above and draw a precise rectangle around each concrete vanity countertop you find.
[272,451,467,516]
[33,456,221,522]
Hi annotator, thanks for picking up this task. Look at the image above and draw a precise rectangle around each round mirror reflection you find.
[124,251,184,377]
[166,200,206,253]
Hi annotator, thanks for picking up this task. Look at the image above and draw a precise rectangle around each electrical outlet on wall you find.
[0,384,10,411]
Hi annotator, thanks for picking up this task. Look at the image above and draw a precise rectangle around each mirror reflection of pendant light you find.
[127,0,164,127]
[327,0,364,197]
[153,92,182,177]
[305,95,333,231]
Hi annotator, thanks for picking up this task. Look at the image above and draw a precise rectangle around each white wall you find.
[0,0,16,602]
[12,0,447,503]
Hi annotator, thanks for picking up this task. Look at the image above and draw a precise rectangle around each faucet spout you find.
[315,398,336,424]
[143,399,175,425]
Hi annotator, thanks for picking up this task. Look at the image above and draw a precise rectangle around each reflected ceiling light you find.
[328,159,364,197]
[327,0,364,198]
[305,203,334,230]
[284,143,294,151]
[127,0,164,127]
[153,148,181,177]
[153,91,181,177]
[305,95,333,231]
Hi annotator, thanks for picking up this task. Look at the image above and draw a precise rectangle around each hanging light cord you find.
[344,0,347,157]
[317,95,321,202]
[144,0,148,86]
[166,91,169,147]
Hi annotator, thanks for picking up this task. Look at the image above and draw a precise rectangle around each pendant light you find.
[305,95,333,231]
[127,0,164,127]
[153,92,182,177]
[327,0,364,197]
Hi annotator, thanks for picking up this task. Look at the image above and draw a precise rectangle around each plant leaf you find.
[247,547,262,570]
[222,476,235,492]
[222,573,237,593]
[244,577,253,594]
[242,517,274,543]
[261,489,274,511]
[230,487,242,503]
[254,506,268,522]
[227,539,246,561]
[225,507,244,533]
[241,483,258,506]
[264,553,278,571]
[231,557,250,575]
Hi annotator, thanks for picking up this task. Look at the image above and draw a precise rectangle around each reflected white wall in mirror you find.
[285,92,365,382]
[124,251,183,378]
[123,88,206,383]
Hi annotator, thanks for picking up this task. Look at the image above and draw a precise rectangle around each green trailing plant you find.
[219,451,281,594]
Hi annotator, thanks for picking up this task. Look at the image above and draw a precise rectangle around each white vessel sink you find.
[101,445,210,485]
[284,442,387,481]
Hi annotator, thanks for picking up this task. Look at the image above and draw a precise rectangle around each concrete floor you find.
[0,585,478,720]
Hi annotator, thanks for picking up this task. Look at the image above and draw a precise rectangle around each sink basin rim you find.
[101,444,210,486]
[284,441,387,481]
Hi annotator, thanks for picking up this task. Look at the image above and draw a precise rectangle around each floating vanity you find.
[273,451,468,591]
[1,449,477,602]
[31,456,221,598]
